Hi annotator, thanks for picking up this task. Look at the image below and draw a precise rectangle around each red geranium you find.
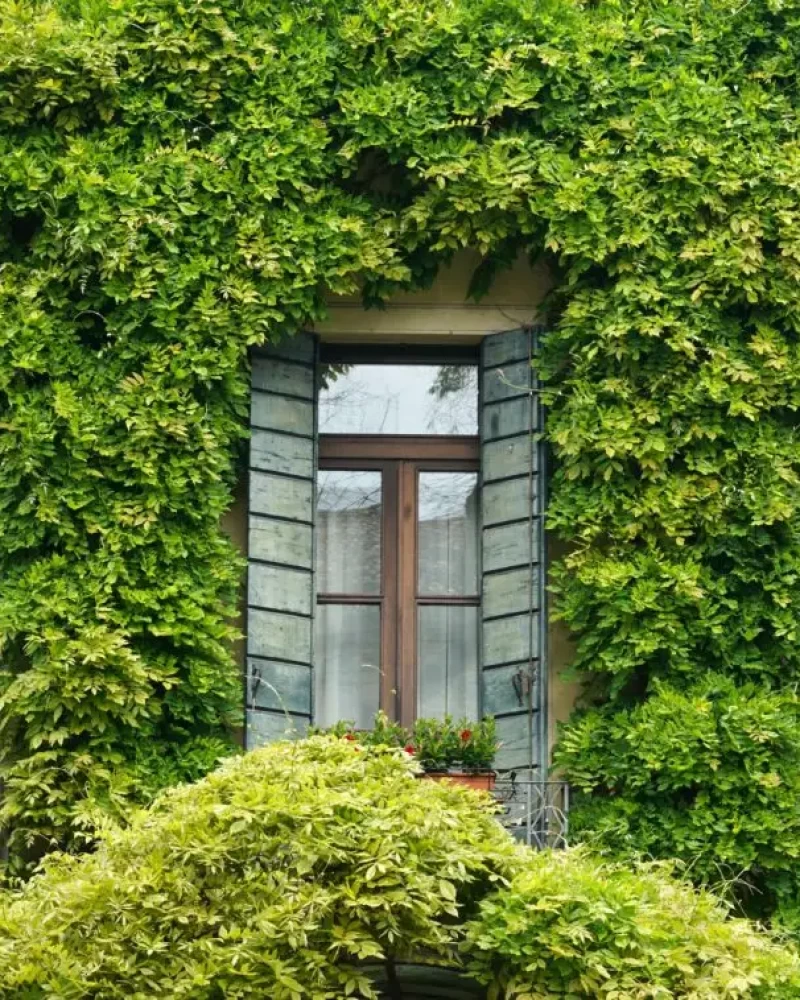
[460,729,472,741]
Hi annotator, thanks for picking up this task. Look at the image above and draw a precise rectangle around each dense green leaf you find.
[2,0,800,929]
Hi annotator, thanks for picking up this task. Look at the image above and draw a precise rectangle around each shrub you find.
[465,850,800,1000]
[554,677,800,931]
[0,736,518,998]
[0,737,798,999]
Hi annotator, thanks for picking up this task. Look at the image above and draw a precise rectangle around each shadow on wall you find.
[221,473,248,745]
[547,533,582,758]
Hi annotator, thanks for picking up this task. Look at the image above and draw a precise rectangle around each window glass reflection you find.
[319,364,477,435]
[317,471,381,594]
[418,472,479,596]
[417,605,478,719]
[315,604,381,728]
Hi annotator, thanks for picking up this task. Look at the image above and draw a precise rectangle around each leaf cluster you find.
[465,850,800,1000]
[0,736,519,999]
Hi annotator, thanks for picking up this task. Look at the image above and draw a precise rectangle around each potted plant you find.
[312,713,499,791]
[310,711,406,748]
[409,716,498,791]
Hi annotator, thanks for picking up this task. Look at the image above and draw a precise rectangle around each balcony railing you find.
[493,773,569,849]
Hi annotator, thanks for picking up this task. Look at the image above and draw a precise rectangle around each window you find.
[319,359,477,435]
[246,329,544,771]
[314,358,479,727]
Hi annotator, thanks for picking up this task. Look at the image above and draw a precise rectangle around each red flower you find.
[343,733,356,742]
[404,744,415,755]
[460,729,472,741]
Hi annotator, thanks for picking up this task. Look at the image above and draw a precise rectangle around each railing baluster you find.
[492,777,569,849]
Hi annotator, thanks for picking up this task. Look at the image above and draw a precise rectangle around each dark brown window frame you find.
[318,434,480,726]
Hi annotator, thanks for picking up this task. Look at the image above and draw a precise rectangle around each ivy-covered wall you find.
[1,0,800,925]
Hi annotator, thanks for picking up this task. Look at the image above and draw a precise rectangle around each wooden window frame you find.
[318,435,480,726]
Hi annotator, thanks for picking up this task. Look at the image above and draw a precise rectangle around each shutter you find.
[246,332,317,747]
[480,327,546,776]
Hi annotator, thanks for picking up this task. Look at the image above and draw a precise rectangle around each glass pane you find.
[418,473,479,596]
[319,364,477,435]
[316,471,381,594]
[315,604,380,728]
[417,605,478,719]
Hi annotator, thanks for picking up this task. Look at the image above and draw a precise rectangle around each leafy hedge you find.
[466,851,800,1000]
[2,0,800,924]
[0,737,797,999]
[554,677,800,931]
[0,738,518,998]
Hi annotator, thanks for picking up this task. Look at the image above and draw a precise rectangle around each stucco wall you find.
[315,249,552,343]
[547,538,581,757]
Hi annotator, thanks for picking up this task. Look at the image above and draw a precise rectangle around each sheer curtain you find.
[315,471,382,727]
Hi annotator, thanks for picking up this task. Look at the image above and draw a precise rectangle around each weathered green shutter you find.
[480,327,546,775]
[246,333,317,747]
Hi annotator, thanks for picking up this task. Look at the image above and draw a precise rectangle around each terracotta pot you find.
[421,771,496,792]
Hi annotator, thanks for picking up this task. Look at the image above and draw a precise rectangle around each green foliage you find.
[0,736,519,998]
[1,0,800,925]
[0,737,796,999]
[465,850,800,1000]
[314,712,499,771]
[312,710,409,753]
[554,677,800,932]
[410,716,498,772]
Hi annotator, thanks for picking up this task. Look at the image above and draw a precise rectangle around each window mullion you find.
[397,461,418,728]
[380,462,400,720]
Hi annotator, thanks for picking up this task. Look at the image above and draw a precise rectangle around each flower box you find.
[420,770,497,792]
[313,712,499,782]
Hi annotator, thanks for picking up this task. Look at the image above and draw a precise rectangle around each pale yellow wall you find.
[547,537,582,757]
[315,249,552,342]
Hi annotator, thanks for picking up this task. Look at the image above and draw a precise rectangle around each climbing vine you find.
[1,0,800,926]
